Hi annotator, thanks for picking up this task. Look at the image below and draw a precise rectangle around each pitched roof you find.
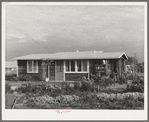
[12,51,128,60]
[5,61,17,67]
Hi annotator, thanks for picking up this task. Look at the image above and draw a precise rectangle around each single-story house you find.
[5,61,17,75]
[12,51,128,81]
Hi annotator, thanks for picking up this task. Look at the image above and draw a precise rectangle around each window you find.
[27,60,38,73]
[57,61,63,72]
[65,61,69,71]
[82,60,87,71]
[77,60,81,71]
[71,60,75,71]
[65,60,88,73]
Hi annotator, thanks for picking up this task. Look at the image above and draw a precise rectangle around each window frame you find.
[65,60,89,73]
[27,60,38,73]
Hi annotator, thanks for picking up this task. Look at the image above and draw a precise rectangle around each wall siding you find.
[18,60,43,81]
[65,73,88,81]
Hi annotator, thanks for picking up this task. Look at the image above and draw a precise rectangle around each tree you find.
[125,56,138,65]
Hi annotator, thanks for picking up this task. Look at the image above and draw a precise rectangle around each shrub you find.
[12,76,19,81]
[91,74,115,89]
[16,83,41,94]
[100,75,115,88]
[90,74,101,85]
[17,75,40,82]
[119,75,127,84]
[96,92,144,102]
[80,77,94,92]
[73,81,82,90]
[18,75,26,81]
[129,74,133,80]
[126,78,144,92]
[5,83,12,94]
[32,76,40,81]
[5,74,17,81]
[25,75,32,81]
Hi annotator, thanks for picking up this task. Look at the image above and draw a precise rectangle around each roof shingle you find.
[12,51,128,60]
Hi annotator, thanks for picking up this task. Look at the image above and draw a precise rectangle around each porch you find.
[45,58,125,81]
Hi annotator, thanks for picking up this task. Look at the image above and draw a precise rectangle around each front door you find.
[56,60,63,81]
[49,61,55,80]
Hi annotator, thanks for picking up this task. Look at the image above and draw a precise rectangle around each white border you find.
[4,2,147,5]
[2,2,147,120]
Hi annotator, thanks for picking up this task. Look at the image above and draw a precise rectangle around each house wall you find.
[65,73,88,81]
[88,59,126,77]
[18,60,43,80]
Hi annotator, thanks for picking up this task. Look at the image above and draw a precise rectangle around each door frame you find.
[48,61,55,81]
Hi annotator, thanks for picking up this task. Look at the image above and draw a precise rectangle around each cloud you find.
[18,40,26,43]
[5,5,144,62]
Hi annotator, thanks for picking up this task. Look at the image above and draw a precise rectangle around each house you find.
[12,51,128,81]
[5,61,17,75]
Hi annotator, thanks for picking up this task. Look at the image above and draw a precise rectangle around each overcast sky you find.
[5,5,144,62]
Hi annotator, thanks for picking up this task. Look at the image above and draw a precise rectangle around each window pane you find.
[28,61,32,72]
[33,61,36,72]
[35,61,38,72]
[83,60,87,71]
[61,61,63,71]
[66,61,69,71]
[77,60,81,71]
[71,60,75,72]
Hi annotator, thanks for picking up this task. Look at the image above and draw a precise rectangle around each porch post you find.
[105,60,108,75]
[124,59,126,72]
[63,60,65,81]
[119,59,122,76]
[48,65,49,80]
[87,60,90,79]
[17,60,18,77]
[55,61,57,81]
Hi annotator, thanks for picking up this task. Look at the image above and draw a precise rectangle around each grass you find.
[5,94,16,109]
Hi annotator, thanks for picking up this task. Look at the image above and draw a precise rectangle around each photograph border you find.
[1,1,148,121]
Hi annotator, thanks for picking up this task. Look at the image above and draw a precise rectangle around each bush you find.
[73,81,82,90]
[18,75,26,81]
[32,76,40,81]
[12,76,19,81]
[129,74,133,80]
[17,75,40,81]
[5,74,17,81]
[119,75,127,84]
[126,78,144,92]
[5,83,12,94]
[80,77,94,92]
[91,74,116,89]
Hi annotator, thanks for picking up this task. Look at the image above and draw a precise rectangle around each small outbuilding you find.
[5,61,17,75]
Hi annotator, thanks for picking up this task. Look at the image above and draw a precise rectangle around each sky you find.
[5,5,145,62]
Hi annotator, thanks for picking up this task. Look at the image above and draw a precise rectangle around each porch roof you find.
[12,51,128,60]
